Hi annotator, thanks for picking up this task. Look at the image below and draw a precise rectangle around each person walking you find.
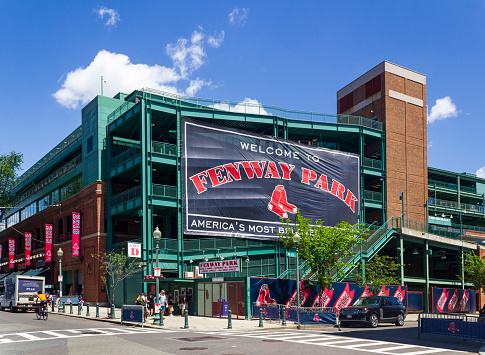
[148,292,155,316]
[79,293,84,311]
[159,290,167,316]
[178,291,186,316]
[167,293,174,316]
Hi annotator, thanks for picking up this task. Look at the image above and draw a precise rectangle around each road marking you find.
[0,327,173,345]
[198,330,469,354]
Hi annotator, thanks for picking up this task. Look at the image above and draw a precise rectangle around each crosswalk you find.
[0,327,173,344]
[198,330,468,354]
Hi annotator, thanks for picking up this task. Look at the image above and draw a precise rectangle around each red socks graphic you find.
[268,185,297,218]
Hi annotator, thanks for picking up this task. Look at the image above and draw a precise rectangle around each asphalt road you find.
[0,310,480,354]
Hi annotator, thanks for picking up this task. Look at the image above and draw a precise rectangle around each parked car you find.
[339,296,406,328]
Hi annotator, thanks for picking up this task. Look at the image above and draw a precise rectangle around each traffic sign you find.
[154,267,161,277]
[286,251,297,258]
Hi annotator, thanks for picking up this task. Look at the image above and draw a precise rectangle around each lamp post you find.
[57,248,63,299]
[153,226,162,325]
[293,233,301,330]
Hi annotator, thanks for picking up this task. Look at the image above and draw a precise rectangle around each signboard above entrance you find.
[199,259,240,274]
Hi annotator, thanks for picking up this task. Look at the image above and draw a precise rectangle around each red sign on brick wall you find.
[72,212,81,256]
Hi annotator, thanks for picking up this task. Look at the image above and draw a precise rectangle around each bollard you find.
[78,303,81,315]
[70,302,73,314]
[259,308,263,327]
[281,308,286,326]
[184,311,189,329]
[228,310,232,329]
[51,301,55,312]
[160,312,164,327]
[62,302,66,313]
[96,303,99,318]
[86,303,90,317]
[111,304,115,320]
[58,301,62,313]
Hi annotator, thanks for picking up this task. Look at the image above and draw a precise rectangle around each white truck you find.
[0,275,45,312]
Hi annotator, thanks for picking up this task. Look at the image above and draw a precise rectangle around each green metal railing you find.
[152,184,177,198]
[111,186,141,206]
[428,197,484,214]
[362,157,382,170]
[152,142,177,156]
[364,190,382,202]
[133,88,383,131]
[110,145,141,168]
[11,126,83,191]
[428,179,478,194]
[107,101,136,123]
[183,237,274,252]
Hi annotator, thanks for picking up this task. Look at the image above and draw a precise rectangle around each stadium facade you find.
[1,61,484,315]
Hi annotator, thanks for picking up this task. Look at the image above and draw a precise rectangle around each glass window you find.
[87,136,93,153]
[51,190,59,204]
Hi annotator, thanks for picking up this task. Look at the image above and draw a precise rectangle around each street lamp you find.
[57,248,63,310]
[153,226,162,325]
[293,233,301,330]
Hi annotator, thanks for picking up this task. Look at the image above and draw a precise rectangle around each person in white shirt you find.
[159,290,167,316]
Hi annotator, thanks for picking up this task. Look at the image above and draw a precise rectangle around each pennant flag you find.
[25,232,32,266]
[8,239,15,268]
[72,212,81,256]
[45,224,53,262]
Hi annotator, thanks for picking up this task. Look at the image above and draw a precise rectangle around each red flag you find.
[45,224,53,262]
[25,232,32,266]
[72,212,81,256]
[8,238,15,268]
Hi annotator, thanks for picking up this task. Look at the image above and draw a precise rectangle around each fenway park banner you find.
[183,119,360,239]
[432,287,476,313]
[250,277,407,311]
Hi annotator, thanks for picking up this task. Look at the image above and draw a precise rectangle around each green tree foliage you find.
[0,151,23,206]
[92,249,141,306]
[462,252,485,295]
[354,255,403,295]
[279,211,366,291]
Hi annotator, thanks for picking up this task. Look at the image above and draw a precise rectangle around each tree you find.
[0,151,23,206]
[92,249,141,307]
[279,210,366,291]
[462,251,485,295]
[354,254,404,295]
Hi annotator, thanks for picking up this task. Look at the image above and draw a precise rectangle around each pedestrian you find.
[159,290,167,316]
[167,293,174,316]
[79,293,84,311]
[148,292,155,316]
[56,289,60,309]
[178,290,186,316]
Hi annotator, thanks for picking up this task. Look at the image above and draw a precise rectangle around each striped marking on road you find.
[197,330,469,354]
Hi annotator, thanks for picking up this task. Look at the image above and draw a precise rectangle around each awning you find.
[22,268,48,276]
[0,271,25,280]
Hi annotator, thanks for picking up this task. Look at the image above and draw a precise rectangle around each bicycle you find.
[36,303,48,321]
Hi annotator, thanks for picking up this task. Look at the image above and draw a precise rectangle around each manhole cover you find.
[176,336,223,342]
[262,339,283,342]
[81,332,102,335]
[180,347,208,351]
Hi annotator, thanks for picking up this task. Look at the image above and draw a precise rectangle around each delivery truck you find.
[0,275,45,312]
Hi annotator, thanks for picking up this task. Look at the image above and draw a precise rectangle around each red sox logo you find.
[268,185,297,218]
[130,311,134,319]
[313,314,322,322]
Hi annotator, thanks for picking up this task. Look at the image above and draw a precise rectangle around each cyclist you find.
[36,291,48,316]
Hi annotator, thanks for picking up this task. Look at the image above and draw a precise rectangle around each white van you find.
[0,275,45,312]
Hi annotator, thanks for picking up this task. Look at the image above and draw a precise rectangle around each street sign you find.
[58,275,63,282]
[128,243,141,258]
[286,251,297,258]
[154,303,161,313]
[154,267,161,277]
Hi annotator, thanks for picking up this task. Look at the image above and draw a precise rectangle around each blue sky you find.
[0,1,484,177]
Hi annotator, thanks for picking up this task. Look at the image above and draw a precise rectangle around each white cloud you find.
[477,167,485,179]
[166,29,207,78]
[208,31,225,48]
[213,98,269,115]
[427,96,459,124]
[53,50,180,109]
[54,27,225,108]
[95,7,120,26]
[229,8,249,25]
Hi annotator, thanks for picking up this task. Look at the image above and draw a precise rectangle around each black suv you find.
[339,296,406,328]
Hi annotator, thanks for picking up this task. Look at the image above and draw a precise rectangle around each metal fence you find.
[251,303,338,325]
[418,313,485,341]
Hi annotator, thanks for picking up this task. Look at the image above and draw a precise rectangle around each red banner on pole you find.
[25,232,32,266]
[8,239,15,268]
[72,212,80,257]
[45,224,52,262]
[0,244,2,264]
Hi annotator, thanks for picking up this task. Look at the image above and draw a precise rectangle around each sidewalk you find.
[48,304,422,331]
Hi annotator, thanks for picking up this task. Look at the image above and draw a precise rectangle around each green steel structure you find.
[105,88,387,291]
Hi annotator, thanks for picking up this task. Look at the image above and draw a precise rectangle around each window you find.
[338,92,354,113]
[87,136,93,153]
[365,75,381,99]
[51,189,59,204]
